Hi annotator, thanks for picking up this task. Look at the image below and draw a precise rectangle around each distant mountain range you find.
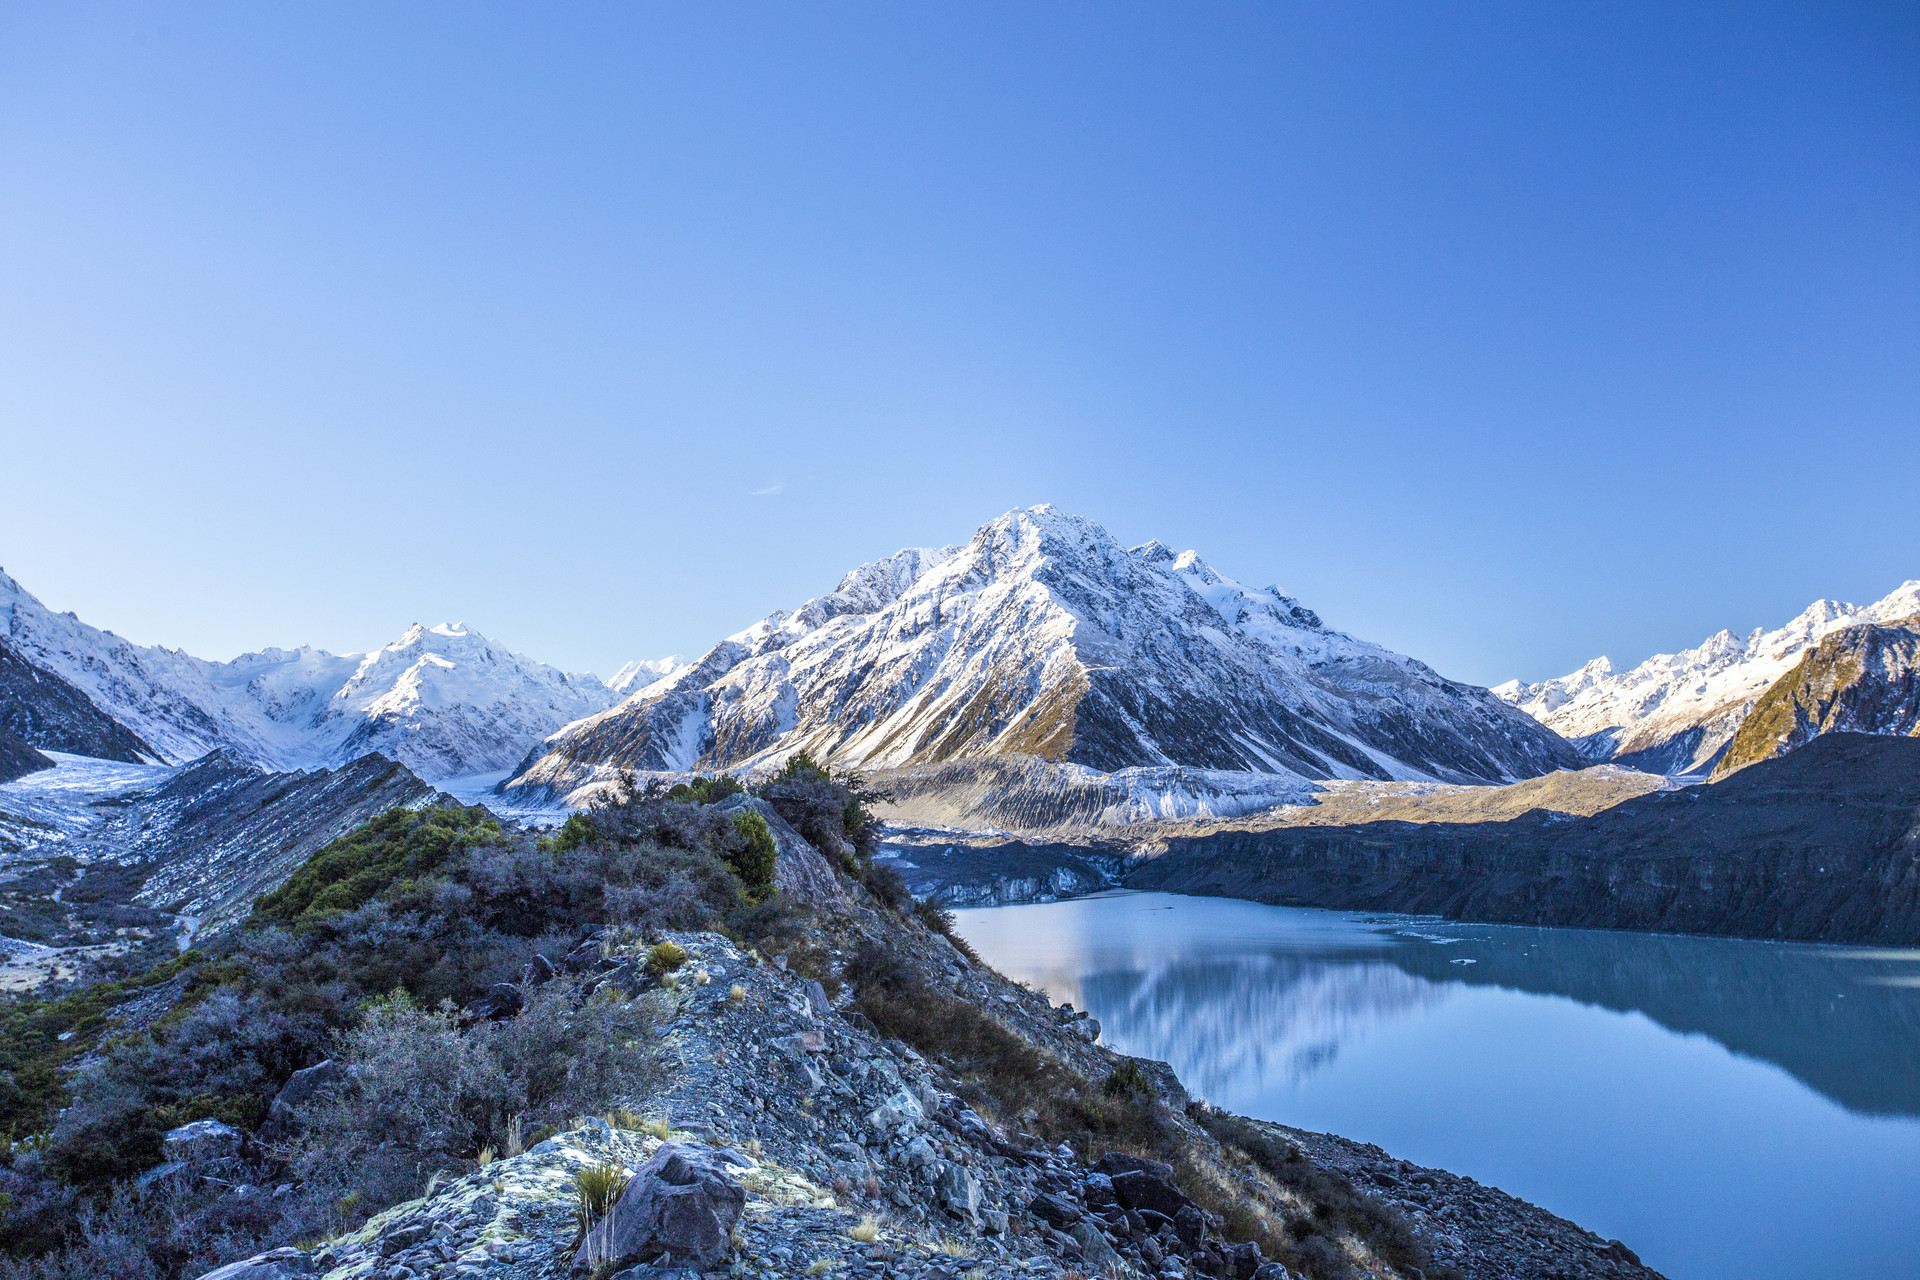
[503,506,1581,806]
[0,568,658,781]
[1495,580,1920,774]
[1711,613,1919,779]
[11,520,1913,806]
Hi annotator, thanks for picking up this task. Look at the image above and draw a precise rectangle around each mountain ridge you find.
[0,568,652,780]
[504,506,1581,806]
[1495,579,1920,773]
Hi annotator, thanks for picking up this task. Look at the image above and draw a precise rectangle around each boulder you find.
[164,1118,245,1166]
[802,978,833,1018]
[1094,1151,1175,1181]
[573,1142,746,1273]
[459,982,525,1026]
[1067,1221,1124,1275]
[865,1088,924,1134]
[1223,1241,1266,1280]
[903,1136,938,1170]
[259,1059,341,1139]
[937,1163,981,1221]
[1028,1191,1082,1228]
[1111,1168,1191,1220]
[1174,1203,1207,1248]
[527,953,558,984]
[191,1247,314,1279]
[1251,1265,1296,1280]
[714,794,847,913]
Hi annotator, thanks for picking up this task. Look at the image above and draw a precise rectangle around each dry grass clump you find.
[646,940,689,974]
[572,1161,631,1237]
[848,1215,881,1243]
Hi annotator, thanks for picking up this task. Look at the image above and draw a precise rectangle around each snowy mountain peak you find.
[1498,578,1920,773]
[0,567,627,779]
[503,507,1578,805]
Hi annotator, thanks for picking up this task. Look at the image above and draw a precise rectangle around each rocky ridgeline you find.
[183,912,1665,1280]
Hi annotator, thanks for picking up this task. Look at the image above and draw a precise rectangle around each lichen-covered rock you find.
[573,1142,747,1273]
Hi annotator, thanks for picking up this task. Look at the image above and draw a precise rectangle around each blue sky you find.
[1,3,1914,685]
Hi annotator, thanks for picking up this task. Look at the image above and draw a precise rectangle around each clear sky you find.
[1,3,1914,686]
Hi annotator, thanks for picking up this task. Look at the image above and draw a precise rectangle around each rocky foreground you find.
[193,919,1664,1280]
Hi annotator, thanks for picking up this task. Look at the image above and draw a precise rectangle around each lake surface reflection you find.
[953,892,1920,1280]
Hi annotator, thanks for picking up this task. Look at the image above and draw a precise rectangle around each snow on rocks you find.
[0,566,651,781]
[504,507,1580,809]
[1495,579,1920,774]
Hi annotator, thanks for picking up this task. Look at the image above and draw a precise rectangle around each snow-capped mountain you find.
[0,568,640,780]
[1494,580,1920,774]
[608,656,689,695]
[502,506,1580,805]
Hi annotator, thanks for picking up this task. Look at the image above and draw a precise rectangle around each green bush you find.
[545,812,594,854]
[665,775,745,806]
[250,806,502,926]
[726,812,778,899]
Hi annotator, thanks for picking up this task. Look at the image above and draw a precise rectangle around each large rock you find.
[1068,1221,1124,1275]
[163,1118,245,1166]
[191,1246,314,1279]
[573,1142,746,1273]
[937,1162,981,1221]
[715,794,848,913]
[1111,1167,1192,1219]
[865,1088,925,1134]
[259,1059,341,1139]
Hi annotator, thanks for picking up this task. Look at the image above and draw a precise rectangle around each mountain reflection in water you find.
[954,891,1920,1280]
[957,891,1920,1117]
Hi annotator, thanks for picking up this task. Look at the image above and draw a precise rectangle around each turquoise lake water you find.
[952,891,1920,1280]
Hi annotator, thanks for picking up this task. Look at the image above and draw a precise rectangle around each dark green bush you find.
[726,812,777,899]
[250,805,501,926]
[664,775,744,806]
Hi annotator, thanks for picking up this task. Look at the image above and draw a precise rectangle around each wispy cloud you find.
[750,482,784,496]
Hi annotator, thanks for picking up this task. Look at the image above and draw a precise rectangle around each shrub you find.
[861,863,912,913]
[645,942,688,974]
[250,806,502,926]
[726,813,778,900]
[545,812,594,854]
[1102,1060,1152,1100]
[913,898,980,964]
[665,775,744,806]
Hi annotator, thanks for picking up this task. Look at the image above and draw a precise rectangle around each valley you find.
[2,512,1917,1280]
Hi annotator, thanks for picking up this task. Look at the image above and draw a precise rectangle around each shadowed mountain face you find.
[0,640,156,765]
[0,729,53,784]
[504,507,1581,806]
[1713,616,1920,778]
[1129,734,1920,945]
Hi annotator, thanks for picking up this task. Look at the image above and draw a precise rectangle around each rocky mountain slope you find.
[0,638,158,764]
[1495,580,1920,773]
[1711,615,1920,778]
[0,567,634,780]
[0,749,445,968]
[1129,733,1920,945]
[0,729,52,785]
[6,777,1663,1280]
[877,766,1680,909]
[504,507,1581,806]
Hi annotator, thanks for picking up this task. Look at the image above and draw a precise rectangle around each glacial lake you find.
[951,891,1920,1280]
